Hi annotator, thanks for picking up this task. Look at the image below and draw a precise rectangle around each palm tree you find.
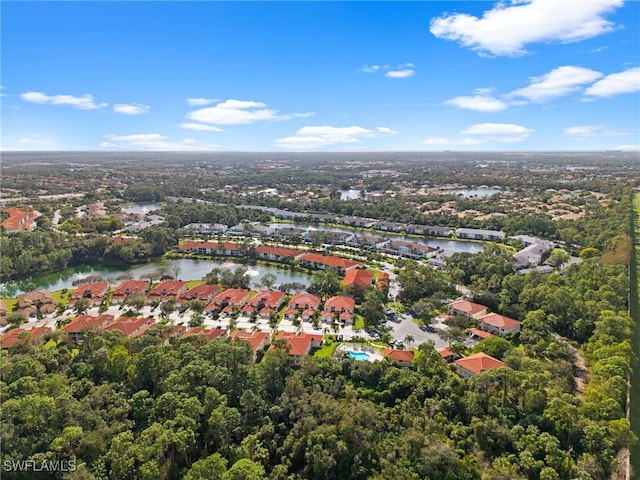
[404,334,415,349]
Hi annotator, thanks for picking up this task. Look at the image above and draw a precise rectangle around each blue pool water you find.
[347,351,371,361]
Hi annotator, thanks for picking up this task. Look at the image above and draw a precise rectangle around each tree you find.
[403,335,414,349]
[73,298,91,316]
[185,453,228,480]
[259,272,277,290]
[360,289,386,327]
[7,312,27,328]
[222,458,266,480]
[307,270,341,298]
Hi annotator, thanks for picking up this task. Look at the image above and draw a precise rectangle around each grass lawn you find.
[186,280,205,289]
[314,341,339,358]
[1,297,18,313]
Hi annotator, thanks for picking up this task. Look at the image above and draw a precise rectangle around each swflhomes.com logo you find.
[3,460,77,472]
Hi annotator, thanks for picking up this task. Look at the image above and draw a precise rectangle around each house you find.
[285,293,320,321]
[111,280,149,305]
[273,226,307,239]
[453,352,507,377]
[342,269,374,289]
[478,313,522,336]
[246,290,286,312]
[437,347,459,363]
[178,241,219,254]
[425,226,454,237]
[231,330,271,359]
[324,231,355,245]
[1,325,51,349]
[103,317,155,337]
[182,223,228,235]
[514,240,552,269]
[338,216,375,228]
[383,240,435,259]
[349,234,388,249]
[2,208,39,232]
[181,327,227,340]
[16,290,56,316]
[373,221,404,232]
[323,296,355,325]
[69,282,109,307]
[206,289,251,314]
[467,328,494,342]
[447,300,488,319]
[299,253,363,274]
[255,245,305,262]
[62,314,114,342]
[455,228,505,242]
[126,214,165,233]
[272,332,323,365]
[382,348,415,367]
[178,284,221,304]
[405,224,425,235]
[147,280,187,303]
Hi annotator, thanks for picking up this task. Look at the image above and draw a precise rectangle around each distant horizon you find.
[3,2,639,151]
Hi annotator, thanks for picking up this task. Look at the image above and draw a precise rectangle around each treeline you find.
[0,228,178,282]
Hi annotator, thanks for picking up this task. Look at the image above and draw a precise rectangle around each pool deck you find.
[336,343,384,362]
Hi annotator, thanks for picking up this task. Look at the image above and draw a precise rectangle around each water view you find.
[446,188,504,198]
[340,189,362,200]
[1,259,313,296]
[121,203,163,215]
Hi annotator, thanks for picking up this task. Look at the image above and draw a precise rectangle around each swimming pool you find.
[347,350,371,361]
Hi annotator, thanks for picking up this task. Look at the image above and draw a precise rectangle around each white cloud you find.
[187,99,301,125]
[462,123,533,136]
[21,91,107,110]
[564,125,627,137]
[385,69,415,78]
[584,67,640,97]
[423,137,484,146]
[614,144,640,151]
[430,0,622,56]
[179,122,224,132]
[18,137,52,146]
[113,103,150,115]
[508,66,603,102]
[275,125,396,150]
[101,133,221,151]
[186,97,217,106]
[362,63,416,78]
[445,94,508,112]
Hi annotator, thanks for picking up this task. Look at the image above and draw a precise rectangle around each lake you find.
[446,188,504,198]
[340,189,362,200]
[121,203,163,214]
[0,259,313,297]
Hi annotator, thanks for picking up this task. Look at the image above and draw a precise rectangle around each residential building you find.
[255,245,305,262]
[147,281,187,303]
[206,289,251,314]
[455,228,505,242]
[382,348,415,367]
[478,313,522,336]
[2,208,39,232]
[299,253,363,274]
[178,284,221,304]
[342,269,374,289]
[16,290,56,316]
[447,300,489,319]
[231,330,271,359]
[322,296,355,325]
[111,280,149,305]
[62,314,114,342]
[103,317,155,337]
[1,326,51,349]
[69,282,109,307]
[272,332,323,365]
[454,352,507,378]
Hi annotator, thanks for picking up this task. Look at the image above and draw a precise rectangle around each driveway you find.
[388,314,446,349]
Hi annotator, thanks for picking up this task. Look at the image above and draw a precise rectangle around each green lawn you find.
[1,297,18,313]
[314,341,339,358]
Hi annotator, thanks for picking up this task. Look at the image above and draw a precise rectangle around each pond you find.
[340,189,362,200]
[121,203,162,214]
[1,259,313,297]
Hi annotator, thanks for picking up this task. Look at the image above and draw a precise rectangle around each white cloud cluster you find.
[362,63,416,78]
[18,137,53,146]
[187,99,312,125]
[430,0,623,56]
[100,133,220,151]
[564,125,626,137]
[185,97,217,106]
[508,66,603,102]
[179,123,224,132]
[21,91,107,110]
[584,67,640,97]
[113,103,150,115]
[445,65,638,111]
[275,125,397,150]
[424,122,534,146]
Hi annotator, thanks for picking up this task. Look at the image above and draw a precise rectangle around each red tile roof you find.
[454,352,506,375]
[148,280,188,298]
[479,313,522,331]
[62,314,114,334]
[70,282,109,302]
[383,348,415,363]
[210,289,251,308]
[1,208,39,231]
[179,284,221,302]
[300,253,363,271]
[288,293,321,310]
[437,347,457,359]
[468,328,494,339]
[181,327,227,339]
[1,326,51,349]
[231,330,271,352]
[448,300,488,316]
[247,290,286,309]
[342,269,374,288]
[273,332,323,356]
[112,280,149,299]
[103,317,155,336]
[324,296,355,313]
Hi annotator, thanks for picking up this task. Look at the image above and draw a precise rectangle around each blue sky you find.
[2,0,639,151]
